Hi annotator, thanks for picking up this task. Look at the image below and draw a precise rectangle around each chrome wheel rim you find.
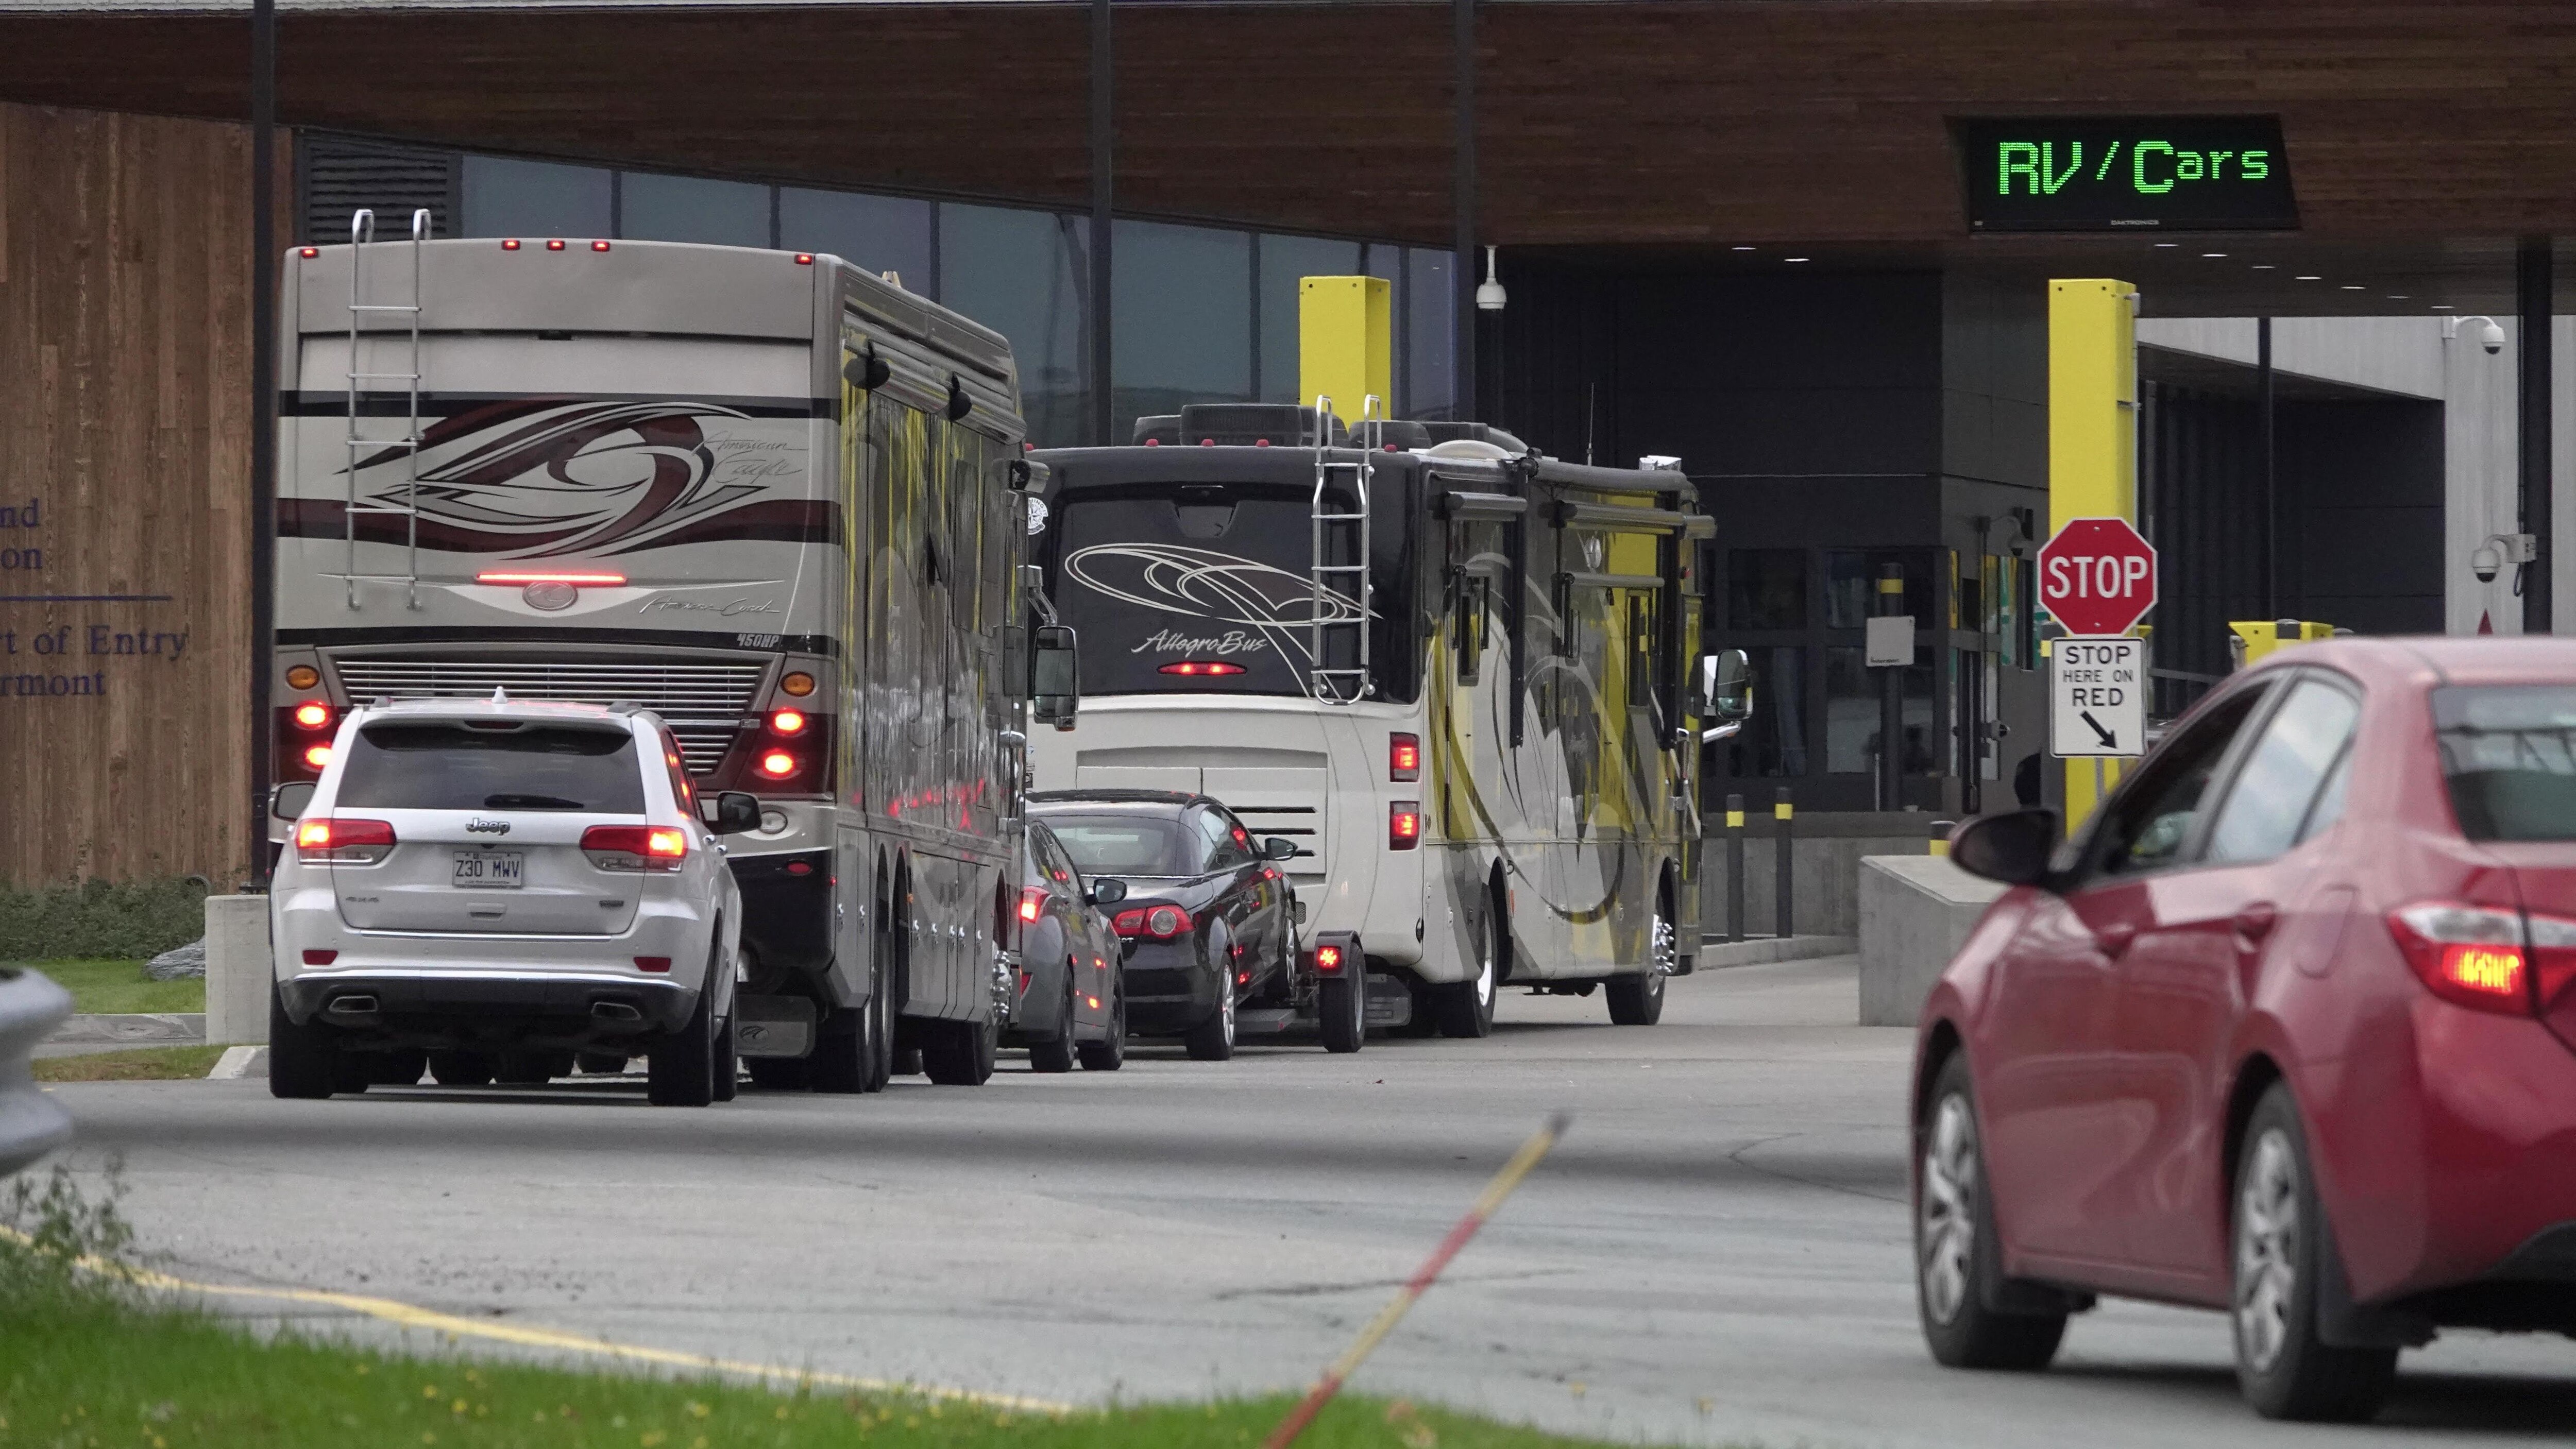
[1650,906,1677,977]
[1476,935,1497,1009]
[1221,987,1235,1046]
[2235,1128,2301,1374]
[1919,1092,1979,1326]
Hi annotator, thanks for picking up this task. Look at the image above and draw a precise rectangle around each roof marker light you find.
[547,239,566,251]
[592,240,611,252]
[501,238,521,251]
[794,252,815,265]
[1145,437,1160,446]
[298,247,319,259]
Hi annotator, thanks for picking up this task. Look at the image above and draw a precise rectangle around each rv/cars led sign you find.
[1953,116,2297,232]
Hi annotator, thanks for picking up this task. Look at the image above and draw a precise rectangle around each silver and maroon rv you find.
[271,213,1054,1090]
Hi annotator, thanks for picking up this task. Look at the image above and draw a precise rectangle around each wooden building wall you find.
[0,101,276,888]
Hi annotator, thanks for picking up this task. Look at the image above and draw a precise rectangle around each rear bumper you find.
[1120,939,1226,1035]
[281,969,699,1047]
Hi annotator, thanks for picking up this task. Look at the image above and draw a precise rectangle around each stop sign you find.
[2039,517,2159,637]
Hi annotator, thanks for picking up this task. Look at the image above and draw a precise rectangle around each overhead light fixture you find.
[2202,252,2228,259]
[2389,295,2410,300]
[1731,246,1755,252]
[2296,275,2323,281]
[2433,304,2456,311]
[2155,242,2179,249]
[1475,245,1507,311]
[2342,284,2365,291]
[1784,257,1810,263]
[2251,264,2277,271]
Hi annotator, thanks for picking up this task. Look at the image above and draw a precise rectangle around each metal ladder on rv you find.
[1307,395,1379,704]
[342,208,431,610]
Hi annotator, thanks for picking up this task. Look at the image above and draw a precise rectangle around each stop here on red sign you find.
[2038,516,2159,637]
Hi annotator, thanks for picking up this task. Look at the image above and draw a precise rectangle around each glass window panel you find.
[1715,645,1807,779]
[459,155,612,239]
[780,188,933,294]
[942,203,1090,447]
[1258,234,1362,404]
[1823,549,1938,628]
[1112,219,1251,437]
[1406,248,1455,420]
[1727,549,1807,629]
[619,171,770,248]
[1824,646,1935,776]
[2205,681,2361,865]
[2090,687,2266,877]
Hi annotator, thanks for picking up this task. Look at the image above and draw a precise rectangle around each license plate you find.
[452,851,524,889]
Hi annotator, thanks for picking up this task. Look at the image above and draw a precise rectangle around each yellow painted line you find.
[3,1226,1069,1414]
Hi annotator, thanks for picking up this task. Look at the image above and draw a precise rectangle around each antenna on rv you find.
[882,270,903,289]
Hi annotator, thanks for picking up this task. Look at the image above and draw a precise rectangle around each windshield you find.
[1049,484,1414,700]
[2433,686,2576,841]
[339,722,647,813]
[1038,812,1201,877]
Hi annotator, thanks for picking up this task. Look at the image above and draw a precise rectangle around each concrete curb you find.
[1694,934,1858,969]
[46,1012,206,1046]
[209,1046,267,1081]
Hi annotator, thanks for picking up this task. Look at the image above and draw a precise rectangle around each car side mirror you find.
[1086,877,1127,906]
[711,791,762,836]
[1696,649,1753,722]
[1031,623,1080,732]
[269,781,315,821]
[1263,837,1298,861]
[1948,809,2060,888]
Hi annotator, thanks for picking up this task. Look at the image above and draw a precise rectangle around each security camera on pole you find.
[2040,517,2156,799]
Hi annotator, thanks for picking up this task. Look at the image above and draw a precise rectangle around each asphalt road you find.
[33,959,2576,1447]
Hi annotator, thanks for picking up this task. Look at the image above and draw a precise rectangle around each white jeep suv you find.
[268,694,752,1106]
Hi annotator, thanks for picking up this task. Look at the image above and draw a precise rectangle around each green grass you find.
[33,1045,225,1082]
[12,958,205,1016]
[0,1169,1667,1449]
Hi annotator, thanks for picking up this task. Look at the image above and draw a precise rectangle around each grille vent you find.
[330,657,767,775]
[301,133,457,245]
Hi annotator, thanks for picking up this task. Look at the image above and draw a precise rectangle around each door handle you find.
[2234,903,2279,948]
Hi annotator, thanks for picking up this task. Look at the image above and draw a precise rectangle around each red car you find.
[1919,637,2576,1421]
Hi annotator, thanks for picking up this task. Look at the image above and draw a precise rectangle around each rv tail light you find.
[1145,438,1161,447]
[1315,944,1343,974]
[2387,901,2535,1015]
[582,825,687,873]
[1389,802,1421,850]
[293,702,333,731]
[794,252,815,265]
[591,240,611,252]
[296,817,395,864]
[1389,732,1420,781]
[779,671,816,697]
[1019,888,1046,924]
[546,239,566,251]
[302,743,334,771]
[501,238,521,251]
[1158,661,1246,677]
[756,750,800,779]
[769,709,807,735]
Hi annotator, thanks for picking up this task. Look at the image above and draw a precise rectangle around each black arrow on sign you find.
[2080,711,2118,748]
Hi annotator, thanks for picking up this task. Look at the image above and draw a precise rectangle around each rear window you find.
[2433,686,2576,840]
[1038,812,1201,877]
[338,722,647,813]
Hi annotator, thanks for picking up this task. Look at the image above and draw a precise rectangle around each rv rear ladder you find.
[1307,395,1379,704]
[341,208,431,610]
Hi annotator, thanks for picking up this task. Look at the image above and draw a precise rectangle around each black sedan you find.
[1002,820,1128,1072]
[1026,791,1298,1062]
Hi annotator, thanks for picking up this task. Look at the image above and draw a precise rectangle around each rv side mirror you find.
[1697,649,1753,722]
[1086,877,1127,907]
[842,348,890,392]
[710,791,762,836]
[1263,837,1298,861]
[269,781,316,821]
[1031,623,1080,731]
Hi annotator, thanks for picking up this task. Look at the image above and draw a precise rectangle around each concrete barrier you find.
[0,967,75,1177]
[203,894,273,1047]
[1856,856,2006,1027]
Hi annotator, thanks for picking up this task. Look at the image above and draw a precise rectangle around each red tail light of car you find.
[1112,904,1191,940]
[582,825,688,873]
[296,817,395,864]
[1018,887,1047,924]
[2385,901,2566,1015]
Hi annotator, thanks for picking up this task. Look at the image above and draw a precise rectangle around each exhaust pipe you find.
[325,995,379,1016]
[590,1001,642,1022]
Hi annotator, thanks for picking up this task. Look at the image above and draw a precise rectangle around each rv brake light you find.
[769,709,807,735]
[757,751,800,779]
[475,571,627,586]
[1389,802,1422,850]
[1159,661,1246,677]
[1390,732,1420,781]
[303,743,334,770]
[292,702,332,731]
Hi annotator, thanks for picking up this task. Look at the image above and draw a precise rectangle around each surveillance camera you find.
[2472,543,2503,584]
[2480,319,2506,355]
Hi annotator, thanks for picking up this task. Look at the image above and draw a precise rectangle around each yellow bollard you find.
[2049,279,2138,828]
[2230,620,2335,669]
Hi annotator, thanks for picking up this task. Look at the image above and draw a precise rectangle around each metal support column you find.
[1452,0,1477,420]
[1089,0,1114,447]
[1877,563,1904,811]
[2522,237,2554,634]
[2259,315,2277,616]
[248,0,278,887]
